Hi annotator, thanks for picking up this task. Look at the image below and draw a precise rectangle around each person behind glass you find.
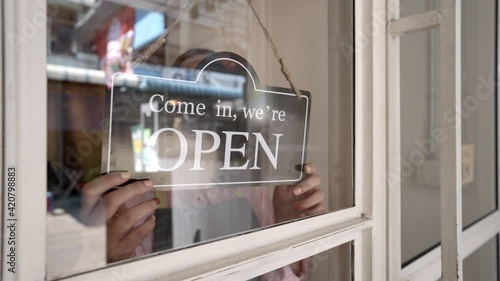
[81,49,325,280]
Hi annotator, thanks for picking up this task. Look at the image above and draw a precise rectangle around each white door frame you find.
[7,0,494,280]
[2,0,47,280]
[388,0,500,280]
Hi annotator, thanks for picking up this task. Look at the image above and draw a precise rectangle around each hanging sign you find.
[102,54,311,188]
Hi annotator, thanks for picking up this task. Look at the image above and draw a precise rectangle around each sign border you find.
[106,58,310,188]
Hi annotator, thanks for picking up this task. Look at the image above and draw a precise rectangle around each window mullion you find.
[439,0,463,280]
[387,0,402,280]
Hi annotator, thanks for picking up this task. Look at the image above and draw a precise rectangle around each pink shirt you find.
[127,187,308,280]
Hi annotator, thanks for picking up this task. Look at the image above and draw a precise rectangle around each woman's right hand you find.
[80,172,159,262]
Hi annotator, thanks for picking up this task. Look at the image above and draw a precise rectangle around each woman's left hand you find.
[273,163,325,224]
[272,163,325,276]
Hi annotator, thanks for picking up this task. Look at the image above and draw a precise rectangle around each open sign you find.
[102,55,311,189]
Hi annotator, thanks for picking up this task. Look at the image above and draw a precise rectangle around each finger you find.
[108,216,156,263]
[103,180,154,222]
[116,215,156,256]
[301,202,326,217]
[115,204,128,217]
[81,172,131,217]
[293,189,325,211]
[108,198,160,240]
[304,163,316,175]
[293,174,321,196]
[103,204,129,226]
[274,184,294,196]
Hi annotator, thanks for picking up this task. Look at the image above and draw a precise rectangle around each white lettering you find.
[149,128,188,171]
[146,129,283,171]
[190,130,221,171]
[149,94,164,112]
[220,131,250,170]
[165,100,176,114]
[242,107,256,119]
[251,133,283,170]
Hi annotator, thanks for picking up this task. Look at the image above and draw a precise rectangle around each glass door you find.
[2,0,388,280]
[390,0,500,280]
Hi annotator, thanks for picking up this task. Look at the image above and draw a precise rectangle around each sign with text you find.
[102,58,311,188]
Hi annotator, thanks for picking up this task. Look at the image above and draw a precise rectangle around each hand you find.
[273,163,325,276]
[80,172,159,263]
[273,163,325,224]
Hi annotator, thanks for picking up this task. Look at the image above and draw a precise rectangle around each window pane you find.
[464,236,499,281]
[251,242,352,281]
[45,0,354,278]
[461,0,497,228]
[400,26,442,264]
[400,0,438,18]
[401,0,498,265]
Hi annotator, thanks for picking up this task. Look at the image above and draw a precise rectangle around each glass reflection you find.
[46,0,354,278]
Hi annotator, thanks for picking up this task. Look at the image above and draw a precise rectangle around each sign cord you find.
[245,0,302,99]
[128,0,201,71]
[128,0,303,99]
